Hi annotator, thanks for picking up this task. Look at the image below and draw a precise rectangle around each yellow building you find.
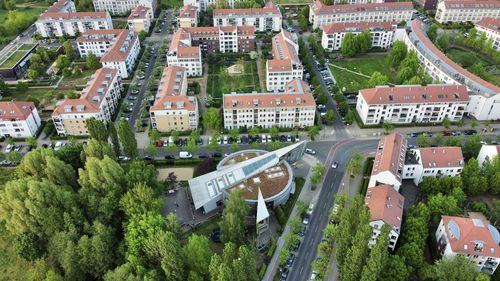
[127,5,153,33]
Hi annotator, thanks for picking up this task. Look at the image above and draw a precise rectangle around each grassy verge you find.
[358,157,374,196]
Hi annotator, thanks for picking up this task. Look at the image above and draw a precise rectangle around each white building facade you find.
[356,85,469,125]
[435,0,500,24]
[321,21,396,51]
[128,5,153,32]
[213,2,282,32]
[477,145,500,166]
[308,0,413,29]
[436,215,500,275]
[0,101,42,138]
[404,20,500,121]
[223,79,316,129]
[178,4,198,28]
[476,18,500,51]
[266,31,303,92]
[184,0,235,11]
[36,11,113,38]
[368,133,407,191]
[93,0,157,16]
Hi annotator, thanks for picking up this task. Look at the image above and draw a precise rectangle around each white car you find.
[54,141,64,150]
[261,134,267,143]
[267,135,272,142]
[287,135,292,142]
[118,156,131,161]
[302,217,309,225]
[223,136,228,144]
[305,148,316,155]
[4,144,13,153]
[331,161,338,169]
[307,203,314,215]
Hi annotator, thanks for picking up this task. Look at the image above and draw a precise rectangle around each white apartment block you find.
[368,133,407,191]
[436,215,500,275]
[308,0,413,29]
[477,145,500,166]
[403,147,464,185]
[321,21,396,51]
[36,11,113,38]
[356,85,469,125]
[435,0,500,24]
[404,20,500,121]
[223,79,316,129]
[184,0,235,11]
[167,30,202,77]
[266,31,303,92]
[0,101,42,138]
[365,184,404,251]
[213,2,282,32]
[178,4,198,28]
[476,18,500,51]
[150,66,199,132]
[128,5,153,32]
[52,68,122,136]
[76,29,140,79]
[334,0,384,3]
[93,0,157,16]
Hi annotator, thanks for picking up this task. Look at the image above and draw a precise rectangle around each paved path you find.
[256,42,267,91]
[329,63,371,78]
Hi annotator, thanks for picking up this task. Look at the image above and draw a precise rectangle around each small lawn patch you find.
[445,46,500,87]
[0,51,26,68]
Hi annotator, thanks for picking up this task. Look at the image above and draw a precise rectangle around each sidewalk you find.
[262,157,322,281]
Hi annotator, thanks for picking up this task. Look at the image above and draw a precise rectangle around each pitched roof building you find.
[476,17,500,51]
[368,132,407,191]
[213,1,282,32]
[266,31,303,92]
[128,5,153,32]
[0,101,42,138]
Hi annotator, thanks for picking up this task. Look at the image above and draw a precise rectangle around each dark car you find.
[164,155,175,159]
[196,138,203,145]
[292,240,301,252]
[240,135,248,144]
[199,153,209,158]
[142,156,153,161]
[26,145,33,152]
[299,226,306,237]
[255,136,262,143]
[42,143,48,148]
[464,129,477,135]
[212,152,223,158]
[211,228,221,243]
[280,268,289,281]
[280,135,287,142]
[247,136,254,143]
[286,254,295,267]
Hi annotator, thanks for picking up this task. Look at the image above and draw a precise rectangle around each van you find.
[179,151,192,159]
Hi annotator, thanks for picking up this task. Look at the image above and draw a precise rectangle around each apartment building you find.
[76,29,140,79]
[368,133,407,191]
[334,0,385,4]
[356,84,469,125]
[0,101,41,138]
[184,0,235,11]
[150,66,198,132]
[404,20,500,121]
[403,146,464,185]
[435,0,500,24]
[167,26,255,76]
[213,2,282,32]
[128,5,153,32]
[93,0,157,16]
[476,18,500,51]
[36,11,112,38]
[414,0,438,13]
[44,0,76,13]
[178,4,198,28]
[477,145,500,166]
[436,215,500,275]
[52,68,122,136]
[365,184,404,251]
[266,31,303,92]
[308,0,413,29]
[321,21,396,51]
[223,79,316,129]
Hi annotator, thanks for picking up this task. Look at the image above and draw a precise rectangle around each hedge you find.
[358,157,374,196]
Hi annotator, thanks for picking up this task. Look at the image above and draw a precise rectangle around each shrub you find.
[275,206,286,227]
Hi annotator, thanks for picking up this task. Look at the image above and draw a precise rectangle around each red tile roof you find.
[359,85,469,105]
[323,21,396,34]
[75,29,123,43]
[268,31,300,72]
[101,30,138,62]
[53,68,118,115]
[476,17,500,33]
[411,20,500,94]
[214,2,280,16]
[0,101,37,121]
[178,4,197,19]
[442,0,500,9]
[311,0,413,15]
[150,66,197,112]
[128,5,151,20]
[371,133,407,182]
[365,184,404,229]
[418,147,464,168]
[39,11,108,20]
[46,0,73,13]
[441,215,500,258]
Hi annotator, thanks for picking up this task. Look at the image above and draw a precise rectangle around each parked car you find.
[292,240,301,252]
[464,129,477,135]
[54,141,64,150]
[198,153,209,158]
[302,216,309,225]
[305,148,316,155]
[223,136,229,144]
[4,144,13,153]
[307,202,314,215]
[179,151,192,159]
[267,135,272,143]
[280,268,289,281]
[212,152,223,158]
[442,130,452,136]
[286,254,295,267]
[118,156,131,161]
[287,135,292,142]
[261,134,267,143]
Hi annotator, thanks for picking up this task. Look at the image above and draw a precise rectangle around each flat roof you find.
[0,43,37,69]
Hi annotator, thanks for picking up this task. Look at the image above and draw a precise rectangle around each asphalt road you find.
[126,10,174,130]
[286,139,379,281]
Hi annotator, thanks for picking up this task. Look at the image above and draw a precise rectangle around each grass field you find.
[329,53,395,93]
[60,68,97,86]
[207,55,261,105]
[0,51,25,68]
[3,88,79,110]
[445,47,500,87]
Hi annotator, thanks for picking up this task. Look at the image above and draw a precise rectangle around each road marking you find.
[300,266,304,274]
[315,225,319,233]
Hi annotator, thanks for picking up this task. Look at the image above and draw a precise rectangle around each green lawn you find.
[207,55,261,105]
[60,68,97,86]
[3,88,78,110]
[329,53,395,93]
[445,47,500,87]
[0,51,26,68]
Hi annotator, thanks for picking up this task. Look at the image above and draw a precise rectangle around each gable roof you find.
[311,0,413,15]
[323,21,396,34]
[418,147,464,169]
[371,133,407,183]
[0,101,37,121]
[100,30,138,62]
[476,17,500,33]
[365,184,404,229]
[150,66,197,112]
[128,5,151,20]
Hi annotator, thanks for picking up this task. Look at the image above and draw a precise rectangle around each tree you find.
[427,193,460,224]
[56,55,70,69]
[15,232,45,261]
[184,235,213,279]
[347,151,364,176]
[219,190,249,245]
[442,117,451,129]
[125,160,158,189]
[437,33,450,51]
[307,125,320,141]
[248,126,260,138]
[379,255,411,281]
[367,72,389,88]
[383,122,395,134]
[279,247,290,267]
[3,0,16,10]
[82,139,115,160]
[27,136,37,148]
[427,24,438,42]
[419,176,441,197]
[341,32,358,57]
[27,69,40,80]
[145,144,157,157]
[208,132,221,151]
[269,141,282,151]
[269,126,279,140]
[120,183,163,218]
[324,110,336,125]
[149,129,161,143]
[165,213,182,239]
[63,41,76,61]
[203,108,221,131]
[345,110,354,125]
[125,212,166,264]
[158,231,186,281]
[86,118,108,141]
[108,122,120,156]
[356,29,372,54]
[360,224,391,281]
[416,134,430,147]
[434,255,479,281]
[461,158,488,195]
[85,53,101,70]
[117,119,138,159]
[388,41,407,68]
[463,134,482,160]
